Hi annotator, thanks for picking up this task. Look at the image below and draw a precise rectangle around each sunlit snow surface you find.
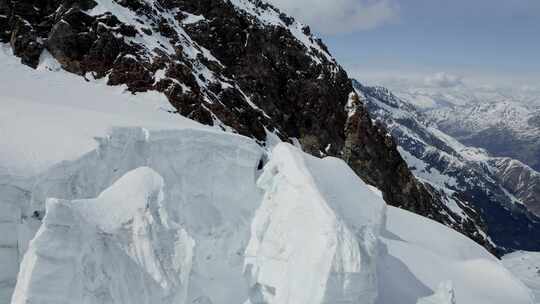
[0,44,207,177]
[503,251,540,303]
[0,44,535,304]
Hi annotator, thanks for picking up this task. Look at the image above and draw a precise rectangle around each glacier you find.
[0,41,535,304]
[2,127,533,304]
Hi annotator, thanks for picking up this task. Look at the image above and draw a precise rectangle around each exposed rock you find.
[108,54,154,91]
[10,16,43,67]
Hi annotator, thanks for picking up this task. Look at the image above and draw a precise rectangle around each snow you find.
[10,127,264,304]
[425,96,540,142]
[0,44,208,177]
[398,148,459,189]
[61,166,165,233]
[181,13,206,25]
[379,206,533,304]
[503,251,540,303]
[89,0,175,54]
[345,92,359,117]
[417,281,455,304]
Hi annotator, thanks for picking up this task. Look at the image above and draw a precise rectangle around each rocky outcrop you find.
[0,0,490,251]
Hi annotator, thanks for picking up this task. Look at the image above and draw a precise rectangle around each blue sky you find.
[270,0,540,88]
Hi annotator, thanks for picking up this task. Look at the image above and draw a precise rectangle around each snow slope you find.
[503,251,540,303]
[0,44,207,177]
[0,45,215,302]
[380,206,532,304]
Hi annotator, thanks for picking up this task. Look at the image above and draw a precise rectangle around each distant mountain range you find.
[353,80,540,253]
[391,85,540,172]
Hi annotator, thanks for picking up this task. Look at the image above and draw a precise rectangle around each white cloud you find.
[267,0,399,35]
[423,72,464,88]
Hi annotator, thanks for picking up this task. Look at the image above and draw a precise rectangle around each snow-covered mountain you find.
[389,84,540,172]
[0,0,538,302]
[0,55,531,302]
[0,0,461,229]
[0,0,499,253]
[392,83,539,111]
[353,80,540,254]
[427,101,540,172]
[490,158,540,217]
[0,64,533,302]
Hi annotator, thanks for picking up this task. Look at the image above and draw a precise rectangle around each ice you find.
[12,167,195,304]
[0,183,35,304]
[12,127,264,304]
[5,129,536,304]
[244,143,385,304]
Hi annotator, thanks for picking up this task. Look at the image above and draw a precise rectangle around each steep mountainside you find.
[353,80,540,253]
[490,158,540,217]
[0,0,484,248]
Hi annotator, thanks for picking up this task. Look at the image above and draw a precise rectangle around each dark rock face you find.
[1,0,492,251]
[9,15,43,67]
[343,96,435,216]
[354,80,540,254]
[177,0,351,153]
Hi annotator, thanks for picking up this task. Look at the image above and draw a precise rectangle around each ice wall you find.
[244,144,386,304]
[12,167,194,304]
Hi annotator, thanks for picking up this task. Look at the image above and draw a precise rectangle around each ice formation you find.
[12,167,194,304]
[4,127,535,304]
